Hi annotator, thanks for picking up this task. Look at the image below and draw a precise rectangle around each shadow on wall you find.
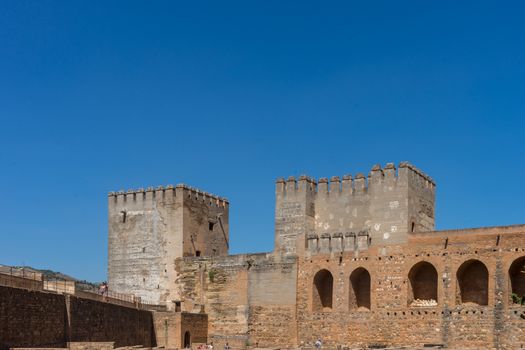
[349,267,371,310]
[456,259,489,306]
[312,269,333,312]
[408,261,438,306]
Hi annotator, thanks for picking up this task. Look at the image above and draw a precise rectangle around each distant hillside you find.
[17,266,77,281]
[1,264,100,290]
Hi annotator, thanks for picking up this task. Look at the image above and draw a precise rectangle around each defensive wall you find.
[104,162,525,349]
[0,283,155,350]
[174,224,525,350]
[298,224,525,349]
[108,184,229,306]
[154,312,208,349]
[0,275,209,350]
[168,163,525,350]
[275,162,435,257]
[175,253,298,349]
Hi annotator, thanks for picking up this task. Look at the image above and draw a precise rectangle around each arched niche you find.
[349,267,371,310]
[408,261,438,306]
[457,259,489,306]
[313,269,333,311]
[509,256,525,304]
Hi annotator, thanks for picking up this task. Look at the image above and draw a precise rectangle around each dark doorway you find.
[183,331,191,348]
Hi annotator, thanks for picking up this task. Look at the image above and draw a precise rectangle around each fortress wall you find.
[246,256,297,347]
[274,177,315,257]
[108,184,229,307]
[275,163,436,257]
[153,312,208,349]
[0,272,43,290]
[247,305,296,348]
[0,286,157,350]
[176,253,298,349]
[406,166,435,233]
[181,313,209,344]
[181,186,229,258]
[313,175,372,243]
[176,254,250,348]
[68,296,156,348]
[108,187,179,304]
[153,312,178,348]
[0,285,67,350]
[296,225,525,349]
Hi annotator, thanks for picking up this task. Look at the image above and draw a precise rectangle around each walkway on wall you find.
[9,342,163,350]
[0,266,166,311]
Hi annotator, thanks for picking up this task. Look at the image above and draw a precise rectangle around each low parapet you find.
[108,183,229,207]
[306,230,371,254]
[275,162,435,194]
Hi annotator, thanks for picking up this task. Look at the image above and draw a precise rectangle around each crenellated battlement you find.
[275,162,435,195]
[275,162,436,255]
[108,181,230,305]
[108,183,228,208]
[306,229,371,255]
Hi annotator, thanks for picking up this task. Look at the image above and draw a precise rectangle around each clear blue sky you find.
[1,1,524,282]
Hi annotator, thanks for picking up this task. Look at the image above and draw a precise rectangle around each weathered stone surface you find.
[0,286,156,350]
[106,163,525,349]
[108,185,229,305]
[0,286,66,350]
[153,312,207,349]
[68,296,155,347]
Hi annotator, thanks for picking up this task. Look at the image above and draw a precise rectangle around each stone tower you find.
[108,184,229,305]
[275,162,435,257]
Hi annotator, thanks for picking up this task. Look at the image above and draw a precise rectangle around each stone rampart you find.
[275,162,435,258]
[296,224,525,350]
[68,296,155,347]
[0,285,157,350]
[153,311,208,349]
[108,184,229,307]
[106,162,525,349]
[0,285,66,350]
[176,253,298,349]
[0,272,43,291]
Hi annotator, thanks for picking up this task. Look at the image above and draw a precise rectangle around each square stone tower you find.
[108,184,229,305]
[275,162,435,257]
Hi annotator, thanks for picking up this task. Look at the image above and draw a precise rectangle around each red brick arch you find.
[408,261,438,305]
[456,259,489,306]
[509,256,525,303]
[312,269,333,312]
[349,267,371,310]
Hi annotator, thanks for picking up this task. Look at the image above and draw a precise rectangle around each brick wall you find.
[296,226,525,349]
[0,286,66,350]
[68,296,156,347]
[175,224,525,349]
[182,313,208,344]
[176,254,298,349]
[153,312,208,349]
[248,305,296,347]
[0,285,157,350]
